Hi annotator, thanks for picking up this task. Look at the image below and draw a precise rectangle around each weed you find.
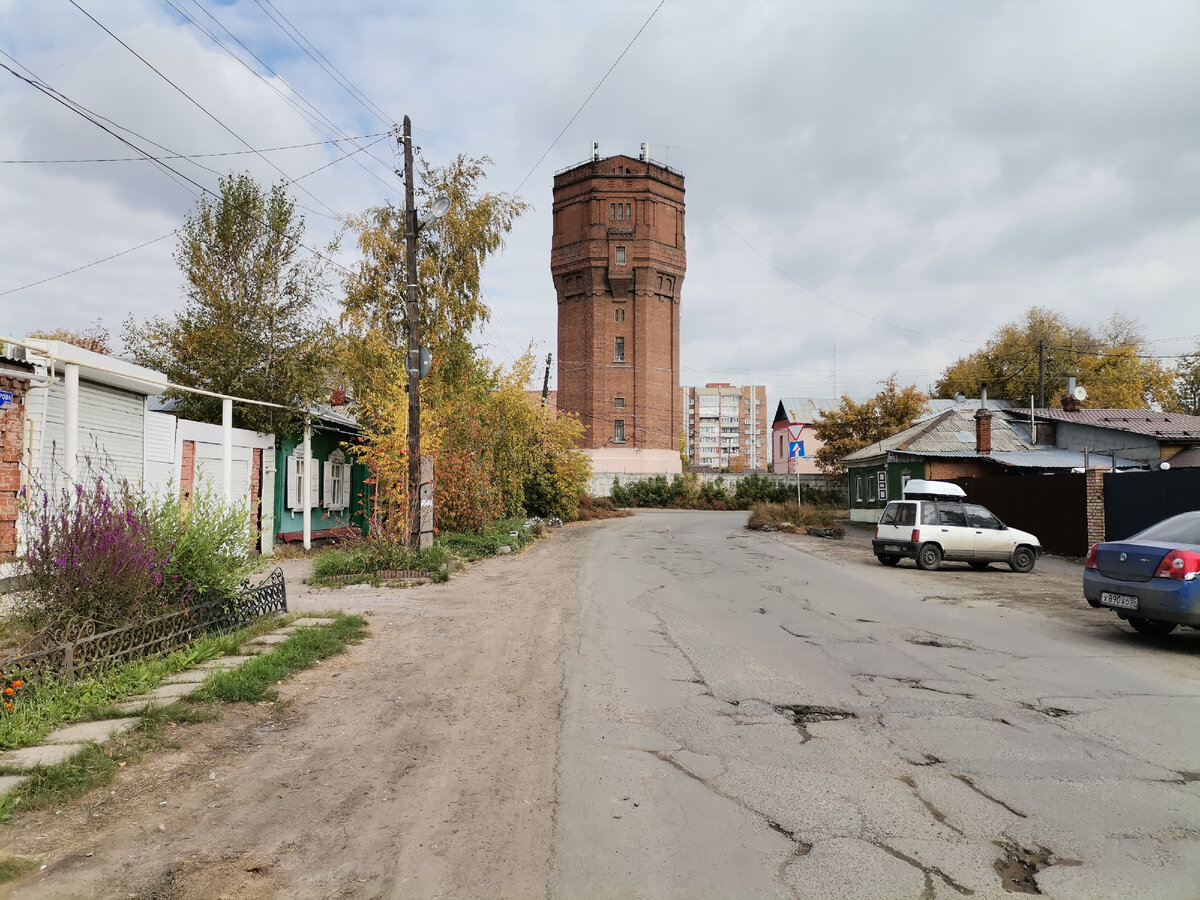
[196,615,367,704]
[0,855,40,883]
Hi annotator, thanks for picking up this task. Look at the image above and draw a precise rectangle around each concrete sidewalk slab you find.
[195,655,257,670]
[0,743,88,770]
[289,617,337,627]
[165,670,208,684]
[246,633,291,646]
[45,718,140,745]
[0,775,30,795]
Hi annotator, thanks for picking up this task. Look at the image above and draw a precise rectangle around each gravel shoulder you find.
[0,523,594,899]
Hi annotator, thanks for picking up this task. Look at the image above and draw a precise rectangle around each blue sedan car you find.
[1084,511,1200,636]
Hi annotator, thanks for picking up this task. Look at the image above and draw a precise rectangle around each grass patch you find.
[0,701,216,823]
[195,614,368,704]
[0,618,283,751]
[311,518,551,583]
[746,501,847,533]
[0,855,40,883]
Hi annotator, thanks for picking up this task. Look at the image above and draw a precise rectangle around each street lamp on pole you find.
[402,115,449,549]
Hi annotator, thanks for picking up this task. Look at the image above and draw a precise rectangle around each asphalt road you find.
[551,510,1200,899]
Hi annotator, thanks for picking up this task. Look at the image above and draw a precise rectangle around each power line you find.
[166,0,398,191]
[1,59,358,289]
[0,132,389,164]
[0,231,179,298]
[512,0,665,196]
[251,0,396,129]
[68,0,340,218]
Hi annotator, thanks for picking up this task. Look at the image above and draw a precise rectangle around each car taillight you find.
[1154,549,1200,581]
[1084,544,1099,570]
[911,529,920,543]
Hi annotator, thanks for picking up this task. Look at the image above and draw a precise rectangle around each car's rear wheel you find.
[916,543,942,571]
[968,561,990,571]
[1127,616,1177,636]
[876,554,900,567]
[1009,546,1036,573]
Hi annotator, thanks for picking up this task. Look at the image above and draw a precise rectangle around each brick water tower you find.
[551,143,685,474]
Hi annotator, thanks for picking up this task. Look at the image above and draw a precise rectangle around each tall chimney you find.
[975,385,993,455]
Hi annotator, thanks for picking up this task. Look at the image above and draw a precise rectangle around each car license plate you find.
[883,545,901,552]
[1100,592,1139,610]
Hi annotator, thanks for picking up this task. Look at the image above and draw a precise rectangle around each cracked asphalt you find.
[551,510,1200,899]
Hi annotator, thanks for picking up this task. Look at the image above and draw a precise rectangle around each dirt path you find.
[0,523,594,899]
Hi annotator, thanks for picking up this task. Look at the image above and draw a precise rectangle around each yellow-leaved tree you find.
[811,376,929,477]
[935,307,1178,409]
[340,156,589,536]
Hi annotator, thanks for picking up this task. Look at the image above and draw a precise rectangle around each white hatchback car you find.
[872,480,1042,573]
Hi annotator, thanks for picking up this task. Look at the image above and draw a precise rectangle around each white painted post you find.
[222,397,233,504]
[64,363,79,483]
[302,422,312,551]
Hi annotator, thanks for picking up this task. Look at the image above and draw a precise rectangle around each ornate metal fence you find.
[1,568,288,683]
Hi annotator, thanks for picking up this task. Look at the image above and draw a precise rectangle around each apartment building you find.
[683,383,768,471]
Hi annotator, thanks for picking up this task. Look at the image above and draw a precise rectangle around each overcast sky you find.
[3,0,1198,405]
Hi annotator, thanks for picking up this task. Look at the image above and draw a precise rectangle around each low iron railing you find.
[1,568,288,682]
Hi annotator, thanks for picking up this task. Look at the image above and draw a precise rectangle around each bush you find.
[18,475,169,629]
[140,487,255,607]
[17,465,258,631]
[311,537,449,581]
[746,501,846,531]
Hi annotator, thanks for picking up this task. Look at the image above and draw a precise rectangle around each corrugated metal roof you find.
[774,398,846,424]
[1010,407,1200,440]
[892,448,1143,470]
[1165,445,1200,468]
[843,408,1033,461]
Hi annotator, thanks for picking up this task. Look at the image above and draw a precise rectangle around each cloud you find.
[2,0,1197,419]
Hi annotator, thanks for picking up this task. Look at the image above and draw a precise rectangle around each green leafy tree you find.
[812,376,929,476]
[124,173,336,436]
[1176,351,1200,415]
[935,307,1178,409]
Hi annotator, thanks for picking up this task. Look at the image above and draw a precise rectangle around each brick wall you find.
[1085,467,1105,548]
[553,155,685,451]
[0,373,29,560]
[180,440,196,501]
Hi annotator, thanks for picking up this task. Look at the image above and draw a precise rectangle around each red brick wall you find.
[0,374,29,561]
[552,155,685,451]
[1085,467,1105,548]
[180,440,196,502]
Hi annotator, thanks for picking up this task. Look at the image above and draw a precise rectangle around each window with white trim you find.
[614,336,625,362]
[614,419,626,443]
[615,245,627,266]
[323,449,352,512]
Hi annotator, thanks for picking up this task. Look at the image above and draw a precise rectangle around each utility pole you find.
[403,115,421,549]
[541,353,552,406]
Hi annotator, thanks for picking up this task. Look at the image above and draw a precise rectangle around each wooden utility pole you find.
[403,116,421,549]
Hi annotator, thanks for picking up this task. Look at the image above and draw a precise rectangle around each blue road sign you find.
[789,441,805,458]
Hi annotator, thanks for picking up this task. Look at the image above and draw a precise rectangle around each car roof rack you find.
[902,479,966,499]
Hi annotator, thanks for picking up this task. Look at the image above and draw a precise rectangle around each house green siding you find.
[273,431,369,539]
[848,458,927,522]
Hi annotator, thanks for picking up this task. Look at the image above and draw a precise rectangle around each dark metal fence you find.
[2,568,287,683]
[953,474,1087,557]
[1103,469,1200,541]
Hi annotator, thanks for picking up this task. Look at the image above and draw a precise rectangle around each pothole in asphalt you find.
[1021,703,1075,718]
[993,841,1081,894]
[773,705,856,743]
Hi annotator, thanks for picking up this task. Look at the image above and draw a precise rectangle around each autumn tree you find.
[340,154,544,535]
[28,319,112,355]
[811,376,929,476]
[123,173,336,435]
[935,307,1177,409]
